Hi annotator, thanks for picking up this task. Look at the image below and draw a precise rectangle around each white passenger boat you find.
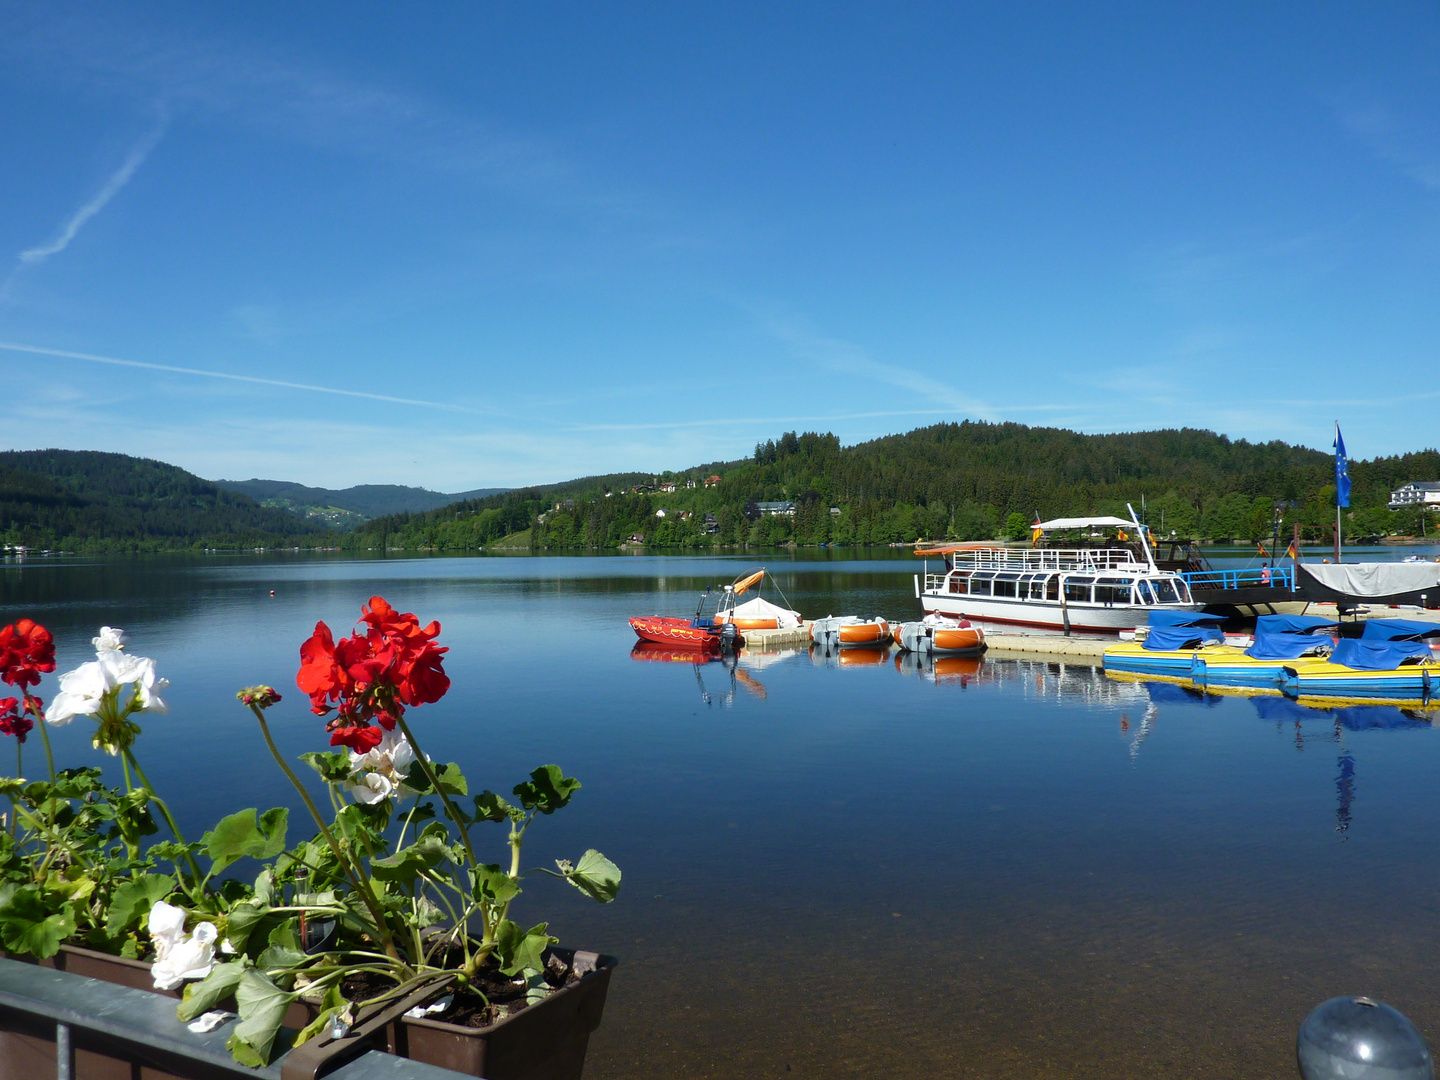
[912,506,1201,633]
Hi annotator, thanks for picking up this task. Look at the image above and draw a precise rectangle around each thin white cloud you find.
[765,313,998,419]
[1336,100,1440,192]
[18,119,166,266]
[0,341,496,415]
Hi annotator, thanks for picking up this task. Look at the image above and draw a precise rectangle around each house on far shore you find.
[703,474,722,487]
[659,481,677,493]
[755,500,796,517]
[628,532,645,543]
[655,508,670,518]
[1389,482,1440,509]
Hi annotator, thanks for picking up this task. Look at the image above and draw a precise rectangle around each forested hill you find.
[0,450,331,552]
[212,479,511,527]
[353,422,1440,550]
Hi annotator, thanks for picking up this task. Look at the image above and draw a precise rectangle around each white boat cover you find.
[1036,516,1136,531]
[720,596,803,629]
[1301,561,1440,598]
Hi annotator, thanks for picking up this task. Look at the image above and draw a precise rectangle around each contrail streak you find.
[0,342,492,414]
[19,122,167,265]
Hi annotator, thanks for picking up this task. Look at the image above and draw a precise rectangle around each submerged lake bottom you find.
[5,550,1440,1078]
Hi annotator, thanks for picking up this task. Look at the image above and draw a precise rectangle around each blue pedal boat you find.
[1102,610,1228,677]
[1189,613,1339,687]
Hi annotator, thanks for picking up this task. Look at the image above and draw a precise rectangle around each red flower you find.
[296,596,449,746]
[0,697,33,743]
[0,620,56,690]
[329,725,384,753]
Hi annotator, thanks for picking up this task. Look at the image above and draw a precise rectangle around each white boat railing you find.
[947,547,1145,572]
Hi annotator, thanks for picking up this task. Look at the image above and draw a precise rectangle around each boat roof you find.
[912,543,1006,557]
[1035,516,1136,531]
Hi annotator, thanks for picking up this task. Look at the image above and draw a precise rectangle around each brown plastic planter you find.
[397,949,617,1080]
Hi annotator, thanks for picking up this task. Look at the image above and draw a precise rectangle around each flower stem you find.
[394,717,476,867]
[246,702,402,965]
[33,708,58,840]
[123,750,206,891]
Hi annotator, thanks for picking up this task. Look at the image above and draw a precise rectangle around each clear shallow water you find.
[4,550,1440,1079]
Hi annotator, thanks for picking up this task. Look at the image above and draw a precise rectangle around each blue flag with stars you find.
[1334,423,1350,508]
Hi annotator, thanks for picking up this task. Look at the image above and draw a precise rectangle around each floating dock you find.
[740,622,814,650]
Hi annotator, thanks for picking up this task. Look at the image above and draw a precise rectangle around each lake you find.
[5,548,1440,1079]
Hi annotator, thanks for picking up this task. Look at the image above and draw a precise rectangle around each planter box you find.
[0,944,615,1080]
[397,949,617,1080]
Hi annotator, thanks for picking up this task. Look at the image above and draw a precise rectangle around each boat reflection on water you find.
[894,649,984,686]
[810,642,894,668]
[630,641,780,705]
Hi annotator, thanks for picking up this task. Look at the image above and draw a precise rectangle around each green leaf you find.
[292,981,347,1048]
[298,751,353,784]
[178,961,245,1021]
[434,762,467,796]
[106,874,177,937]
[0,883,75,959]
[512,765,581,815]
[225,901,288,958]
[470,863,521,906]
[473,791,522,823]
[203,808,290,876]
[226,970,293,1067]
[256,920,305,976]
[558,849,621,904]
[494,919,555,977]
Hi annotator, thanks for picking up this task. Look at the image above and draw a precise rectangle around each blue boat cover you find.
[1146,610,1226,628]
[1143,624,1225,651]
[1360,618,1440,641]
[1327,638,1433,670]
[1255,614,1338,635]
[1245,632,1330,660]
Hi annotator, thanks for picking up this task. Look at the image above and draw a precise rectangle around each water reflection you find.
[10,553,1440,1079]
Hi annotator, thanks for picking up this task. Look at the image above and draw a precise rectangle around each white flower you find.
[347,771,399,805]
[345,730,417,804]
[148,901,218,990]
[45,660,115,726]
[92,626,128,652]
[98,649,170,714]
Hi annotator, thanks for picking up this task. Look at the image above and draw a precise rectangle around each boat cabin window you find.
[1135,580,1157,605]
[968,572,993,597]
[1093,577,1134,606]
[1151,578,1182,604]
[1063,577,1094,603]
[992,572,1021,598]
[948,573,967,594]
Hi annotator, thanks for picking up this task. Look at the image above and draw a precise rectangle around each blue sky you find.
[2,2,1437,490]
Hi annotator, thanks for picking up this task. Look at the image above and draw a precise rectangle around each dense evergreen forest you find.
[0,450,330,552]
[353,422,1440,551]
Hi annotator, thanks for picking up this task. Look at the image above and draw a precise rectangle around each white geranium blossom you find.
[148,901,218,990]
[345,730,418,804]
[47,631,169,726]
[45,660,115,726]
[92,626,128,652]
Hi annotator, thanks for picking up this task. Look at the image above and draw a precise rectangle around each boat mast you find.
[1127,503,1158,572]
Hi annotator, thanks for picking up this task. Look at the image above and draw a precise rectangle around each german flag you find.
[1285,541,1299,560]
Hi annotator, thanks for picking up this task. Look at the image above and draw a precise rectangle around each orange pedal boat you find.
[811,615,893,649]
[895,617,986,656]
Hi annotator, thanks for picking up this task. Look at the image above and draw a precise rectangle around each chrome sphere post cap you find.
[1298,996,1434,1080]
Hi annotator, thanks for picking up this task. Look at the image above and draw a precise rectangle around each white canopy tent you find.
[717,595,803,629]
[1034,516,1136,531]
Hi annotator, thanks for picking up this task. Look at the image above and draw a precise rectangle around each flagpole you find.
[1333,420,1343,565]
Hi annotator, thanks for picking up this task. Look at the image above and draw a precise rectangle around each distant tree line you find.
[349,422,1440,551]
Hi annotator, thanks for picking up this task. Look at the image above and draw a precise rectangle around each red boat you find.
[629,616,732,650]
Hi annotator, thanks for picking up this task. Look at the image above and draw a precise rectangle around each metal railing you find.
[1181,566,1296,592]
[0,957,471,1080]
[947,547,1144,572]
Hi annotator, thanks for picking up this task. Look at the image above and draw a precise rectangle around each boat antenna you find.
[1127,503,1158,572]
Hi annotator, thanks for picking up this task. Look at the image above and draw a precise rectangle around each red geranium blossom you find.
[296,596,449,748]
[0,620,55,690]
[0,697,33,743]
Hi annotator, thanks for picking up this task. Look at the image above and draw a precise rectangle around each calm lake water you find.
[5,547,1440,1079]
